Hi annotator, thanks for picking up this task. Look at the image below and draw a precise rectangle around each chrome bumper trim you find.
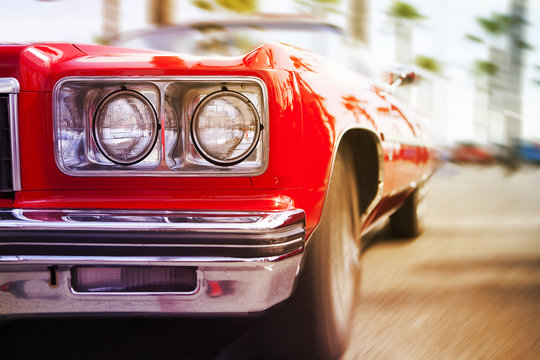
[0,208,304,232]
[0,237,304,249]
[0,252,302,314]
[0,208,306,314]
[0,209,305,258]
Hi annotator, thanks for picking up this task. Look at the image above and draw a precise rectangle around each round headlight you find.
[191,90,261,166]
[93,90,158,165]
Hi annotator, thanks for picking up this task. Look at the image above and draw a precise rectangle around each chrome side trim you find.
[383,133,429,148]
[9,93,21,191]
[0,78,19,93]
[0,78,21,191]
[389,180,417,197]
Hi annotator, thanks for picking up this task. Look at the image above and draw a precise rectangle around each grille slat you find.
[0,95,13,192]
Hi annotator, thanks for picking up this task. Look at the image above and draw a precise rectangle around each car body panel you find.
[0,38,434,315]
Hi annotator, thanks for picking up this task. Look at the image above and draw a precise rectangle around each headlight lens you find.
[93,90,158,165]
[54,78,268,175]
[191,90,261,165]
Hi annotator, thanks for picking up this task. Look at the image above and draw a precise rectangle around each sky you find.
[2,0,540,143]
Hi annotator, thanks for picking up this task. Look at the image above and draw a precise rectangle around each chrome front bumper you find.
[0,208,305,315]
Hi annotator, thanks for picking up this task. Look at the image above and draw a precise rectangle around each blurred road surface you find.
[1,164,539,359]
[344,164,540,359]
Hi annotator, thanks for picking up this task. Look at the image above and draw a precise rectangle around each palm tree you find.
[148,0,176,26]
[385,1,425,65]
[466,0,530,144]
[192,0,257,14]
[533,65,540,86]
[348,0,369,45]
[295,0,341,19]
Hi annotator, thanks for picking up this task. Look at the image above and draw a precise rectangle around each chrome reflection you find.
[0,252,303,314]
[2,208,303,233]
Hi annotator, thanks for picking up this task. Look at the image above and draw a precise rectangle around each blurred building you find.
[504,0,527,144]
[12,0,537,144]
[476,0,527,145]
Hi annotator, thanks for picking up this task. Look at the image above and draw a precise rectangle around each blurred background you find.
[1,2,540,359]
[2,0,540,162]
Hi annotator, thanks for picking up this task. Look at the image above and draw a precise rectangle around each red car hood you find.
[0,42,299,92]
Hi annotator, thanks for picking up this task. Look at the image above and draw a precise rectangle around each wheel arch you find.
[333,127,384,218]
[304,126,384,247]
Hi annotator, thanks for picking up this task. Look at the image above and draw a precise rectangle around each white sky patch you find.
[1,0,539,141]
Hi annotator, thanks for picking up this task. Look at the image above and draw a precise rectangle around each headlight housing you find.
[93,90,159,165]
[191,90,261,166]
[53,77,268,176]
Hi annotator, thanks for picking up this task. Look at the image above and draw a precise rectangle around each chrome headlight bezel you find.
[53,76,269,177]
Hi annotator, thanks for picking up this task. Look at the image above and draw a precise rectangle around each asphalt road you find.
[1,164,539,359]
[344,163,540,359]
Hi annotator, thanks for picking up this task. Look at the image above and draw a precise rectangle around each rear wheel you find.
[390,184,427,238]
[265,149,362,359]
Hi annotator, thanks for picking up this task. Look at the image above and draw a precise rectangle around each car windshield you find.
[119,22,374,76]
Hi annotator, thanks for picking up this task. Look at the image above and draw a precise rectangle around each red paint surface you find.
[1,42,435,237]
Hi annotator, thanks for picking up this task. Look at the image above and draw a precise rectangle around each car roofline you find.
[109,15,343,45]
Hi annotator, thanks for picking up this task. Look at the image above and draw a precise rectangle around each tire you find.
[263,149,362,360]
[389,184,426,238]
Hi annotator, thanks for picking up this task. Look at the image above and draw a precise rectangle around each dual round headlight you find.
[93,90,158,165]
[191,90,261,166]
[93,89,261,167]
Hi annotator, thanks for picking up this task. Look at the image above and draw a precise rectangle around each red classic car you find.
[0,18,433,359]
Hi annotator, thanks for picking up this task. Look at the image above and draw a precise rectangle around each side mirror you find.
[383,66,416,88]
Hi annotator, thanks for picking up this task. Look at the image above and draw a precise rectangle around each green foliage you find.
[517,40,534,50]
[387,1,425,21]
[468,12,531,79]
[474,60,498,77]
[194,0,257,14]
[465,33,484,43]
[415,55,442,73]
[533,66,540,86]
[191,0,215,11]
[93,35,110,45]
[476,13,528,36]
[215,0,257,13]
[295,0,342,16]
[477,17,507,35]
[311,0,340,4]
[494,13,528,27]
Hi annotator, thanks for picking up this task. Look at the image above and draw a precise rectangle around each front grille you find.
[0,95,13,192]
